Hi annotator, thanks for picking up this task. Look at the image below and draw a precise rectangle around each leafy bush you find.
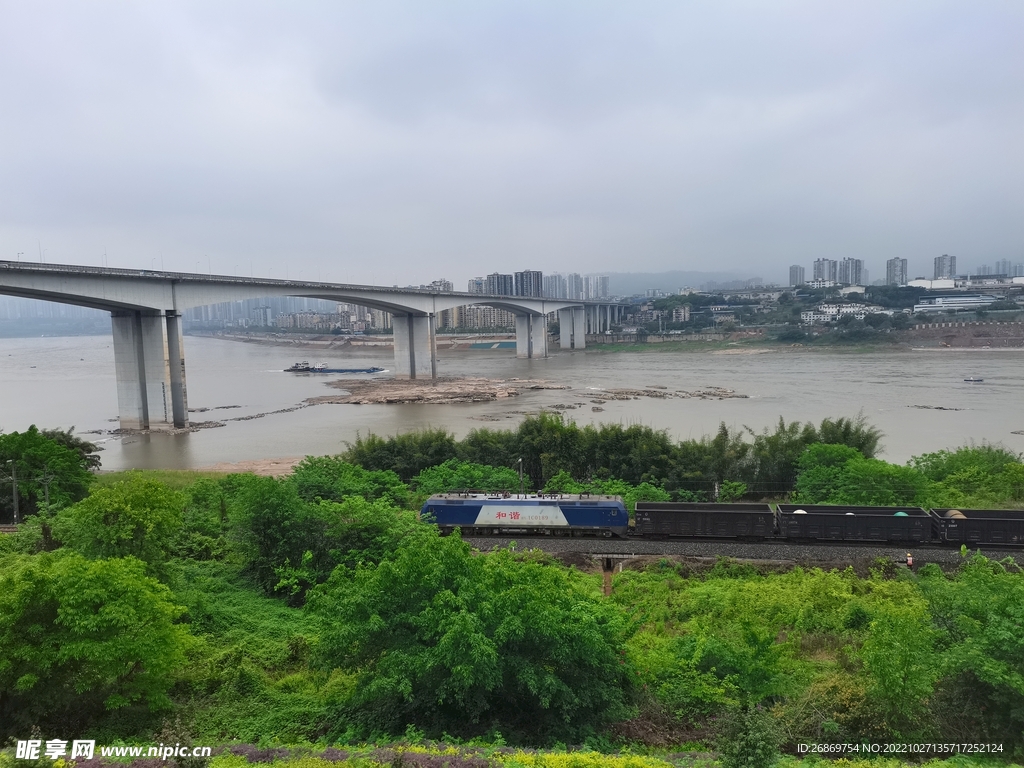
[716,706,781,768]
[52,474,185,575]
[0,425,95,521]
[911,444,1024,504]
[308,529,632,743]
[341,429,459,481]
[0,551,190,739]
[918,554,1024,753]
[226,474,416,601]
[412,459,522,496]
[794,444,936,506]
[291,456,409,507]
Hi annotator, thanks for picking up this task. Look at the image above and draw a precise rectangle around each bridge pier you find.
[111,310,189,430]
[558,307,586,349]
[393,313,437,379]
[515,314,548,359]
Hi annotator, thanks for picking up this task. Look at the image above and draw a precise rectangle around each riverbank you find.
[193,320,1024,356]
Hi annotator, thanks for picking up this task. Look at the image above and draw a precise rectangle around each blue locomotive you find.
[421,493,630,537]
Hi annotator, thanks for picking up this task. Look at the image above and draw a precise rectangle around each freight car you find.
[421,494,1024,547]
[932,508,1024,546]
[776,504,930,543]
[634,503,774,539]
[422,493,630,537]
[635,501,1021,547]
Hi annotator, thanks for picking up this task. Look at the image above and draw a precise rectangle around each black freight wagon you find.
[931,508,1024,547]
[634,502,775,538]
[776,504,931,543]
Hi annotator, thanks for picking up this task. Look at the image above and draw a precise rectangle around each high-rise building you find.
[934,254,956,279]
[837,258,864,285]
[566,273,585,300]
[813,258,838,282]
[543,274,568,298]
[514,270,543,297]
[789,265,805,286]
[427,279,453,292]
[886,258,908,286]
[486,273,514,295]
[467,277,486,293]
[583,275,610,299]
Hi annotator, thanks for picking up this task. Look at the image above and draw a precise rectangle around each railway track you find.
[462,534,1024,566]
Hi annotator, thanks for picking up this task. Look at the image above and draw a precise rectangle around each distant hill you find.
[607,271,745,296]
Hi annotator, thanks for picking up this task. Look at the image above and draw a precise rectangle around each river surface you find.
[1,334,1022,470]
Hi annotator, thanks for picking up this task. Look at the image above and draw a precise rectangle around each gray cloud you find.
[1,0,1021,287]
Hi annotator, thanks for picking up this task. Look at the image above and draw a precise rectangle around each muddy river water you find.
[1,335,1022,470]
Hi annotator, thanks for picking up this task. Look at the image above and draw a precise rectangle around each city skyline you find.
[1,3,1022,289]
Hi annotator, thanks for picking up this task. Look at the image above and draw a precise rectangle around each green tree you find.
[341,429,459,481]
[717,705,782,768]
[39,426,102,471]
[0,425,94,521]
[228,474,417,601]
[919,555,1024,751]
[910,444,1024,504]
[225,475,309,593]
[746,418,819,495]
[861,603,937,737]
[308,529,631,742]
[0,551,190,739]
[814,415,882,458]
[291,455,409,507]
[794,444,935,506]
[412,459,522,496]
[52,475,185,575]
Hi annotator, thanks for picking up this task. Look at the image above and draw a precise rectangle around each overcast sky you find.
[1,1,1022,288]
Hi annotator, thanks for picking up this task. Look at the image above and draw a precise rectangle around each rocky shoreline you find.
[307,377,569,405]
[84,377,750,436]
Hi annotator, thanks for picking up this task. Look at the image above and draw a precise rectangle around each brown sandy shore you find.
[197,457,304,476]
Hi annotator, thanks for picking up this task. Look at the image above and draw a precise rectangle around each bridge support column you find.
[515,314,532,358]
[515,314,549,358]
[165,312,189,427]
[574,307,587,349]
[558,309,573,349]
[531,314,548,358]
[111,310,188,431]
[393,313,437,379]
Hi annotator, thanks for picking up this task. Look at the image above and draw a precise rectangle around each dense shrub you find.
[52,475,185,575]
[308,529,632,743]
[0,425,95,521]
[0,551,189,739]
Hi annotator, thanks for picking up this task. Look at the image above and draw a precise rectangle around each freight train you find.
[421,494,1024,547]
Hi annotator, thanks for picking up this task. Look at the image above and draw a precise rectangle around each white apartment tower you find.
[934,254,956,279]
[813,258,838,282]
[886,258,908,286]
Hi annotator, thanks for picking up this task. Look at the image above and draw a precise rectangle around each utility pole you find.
[38,466,56,514]
[5,460,18,525]
[517,458,524,498]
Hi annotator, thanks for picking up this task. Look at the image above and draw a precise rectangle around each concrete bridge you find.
[0,261,624,431]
